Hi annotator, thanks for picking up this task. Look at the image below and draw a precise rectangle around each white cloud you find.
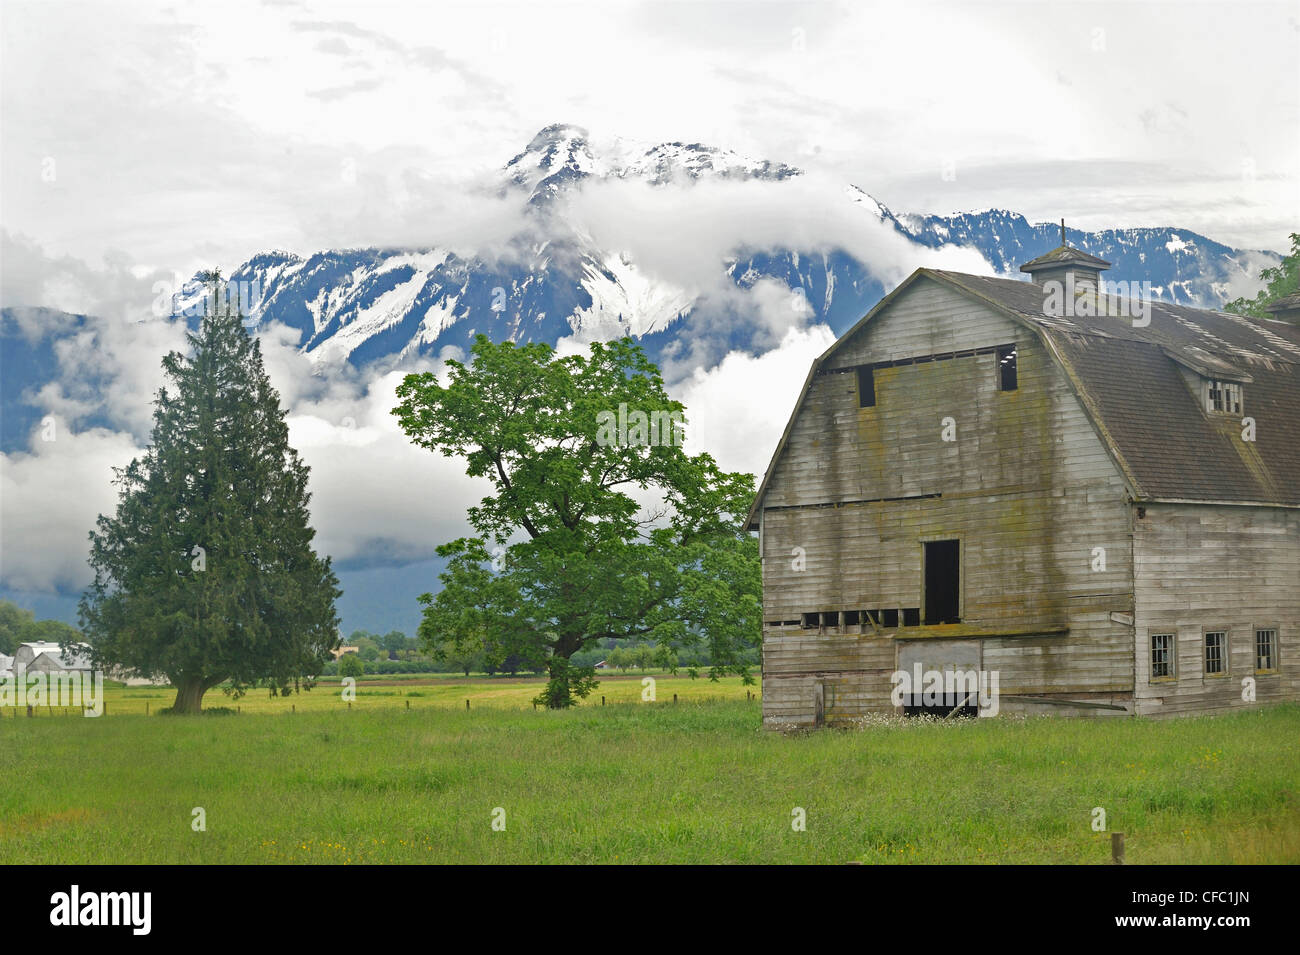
[674,323,836,479]
[0,421,142,592]
[567,175,995,297]
[280,367,488,566]
[2,0,1294,283]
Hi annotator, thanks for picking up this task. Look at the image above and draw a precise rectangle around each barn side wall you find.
[1132,503,1300,716]
[759,279,1136,726]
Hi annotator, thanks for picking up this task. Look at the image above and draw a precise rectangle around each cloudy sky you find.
[4,0,1297,277]
[2,0,1297,632]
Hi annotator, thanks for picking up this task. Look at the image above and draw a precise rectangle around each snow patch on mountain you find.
[571,251,695,340]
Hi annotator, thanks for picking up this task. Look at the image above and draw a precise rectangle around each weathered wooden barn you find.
[748,241,1300,724]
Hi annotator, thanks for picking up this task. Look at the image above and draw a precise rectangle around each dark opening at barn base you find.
[902,694,979,718]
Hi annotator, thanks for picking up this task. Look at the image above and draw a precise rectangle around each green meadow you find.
[2,687,1297,864]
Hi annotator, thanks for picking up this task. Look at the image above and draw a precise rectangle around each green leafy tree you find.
[606,646,631,672]
[20,619,81,645]
[653,642,679,675]
[1227,233,1299,317]
[0,601,36,655]
[78,274,341,713]
[338,653,364,679]
[381,630,407,660]
[441,643,483,677]
[394,336,760,708]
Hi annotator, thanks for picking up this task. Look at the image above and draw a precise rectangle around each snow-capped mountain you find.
[893,208,1259,305]
[158,124,1275,373]
[3,124,1281,454]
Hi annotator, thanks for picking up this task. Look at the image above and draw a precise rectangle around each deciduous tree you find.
[394,335,760,708]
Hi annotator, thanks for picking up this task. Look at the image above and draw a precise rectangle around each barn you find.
[747,238,1300,725]
[11,641,94,675]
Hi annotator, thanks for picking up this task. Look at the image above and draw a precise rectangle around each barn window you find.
[923,540,961,624]
[881,609,899,628]
[800,613,818,630]
[1205,379,1243,415]
[902,608,921,627]
[857,366,876,408]
[1255,629,1278,672]
[1150,632,1175,680]
[997,345,1018,391]
[1204,631,1226,676]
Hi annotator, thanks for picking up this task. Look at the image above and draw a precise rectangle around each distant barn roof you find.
[747,268,1300,528]
[16,640,93,671]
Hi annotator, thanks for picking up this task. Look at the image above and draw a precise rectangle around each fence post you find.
[405,699,409,710]
[673,693,677,704]
[601,696,605,706]
[26,704,32,718]
[466,699,470,711]
[1111,832,1125,865]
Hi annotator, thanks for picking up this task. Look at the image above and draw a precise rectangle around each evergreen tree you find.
[78,273,341,713]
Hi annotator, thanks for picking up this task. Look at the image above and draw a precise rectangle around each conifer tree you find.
[79,273,341,713]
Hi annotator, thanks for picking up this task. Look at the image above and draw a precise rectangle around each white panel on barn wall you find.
[896,640,981,672]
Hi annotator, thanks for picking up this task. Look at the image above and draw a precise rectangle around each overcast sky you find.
[2,0,1297,630]
[3,0,1297,288]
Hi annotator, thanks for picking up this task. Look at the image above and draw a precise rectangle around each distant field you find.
[2,697,1297,864]
[1,671,753,717]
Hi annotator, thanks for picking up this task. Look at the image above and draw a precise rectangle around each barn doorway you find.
[923,539,961,624]
[896,640,981,719]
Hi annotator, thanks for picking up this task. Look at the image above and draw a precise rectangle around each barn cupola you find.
[1020,219,1111,294]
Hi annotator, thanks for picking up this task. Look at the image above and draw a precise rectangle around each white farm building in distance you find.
[0,641,93,678]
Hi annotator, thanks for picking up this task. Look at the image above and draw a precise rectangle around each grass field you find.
[2,688,1298,864]
[1,670,754,716]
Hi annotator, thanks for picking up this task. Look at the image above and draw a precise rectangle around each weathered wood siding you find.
[1132,503,1299,716]
[759,278,1136,726]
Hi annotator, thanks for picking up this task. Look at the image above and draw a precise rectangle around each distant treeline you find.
[323,629,759,677]
[0,600,81,655]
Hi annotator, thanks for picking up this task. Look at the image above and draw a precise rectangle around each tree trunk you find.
[172,677,206,714]
[539,634,596,709]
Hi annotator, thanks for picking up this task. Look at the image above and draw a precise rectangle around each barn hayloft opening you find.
[997,344,1018,391]
[857,366,876,407]
[923,540,961,624]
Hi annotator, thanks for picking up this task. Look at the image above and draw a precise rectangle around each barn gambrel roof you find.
[746,268,1300,529]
